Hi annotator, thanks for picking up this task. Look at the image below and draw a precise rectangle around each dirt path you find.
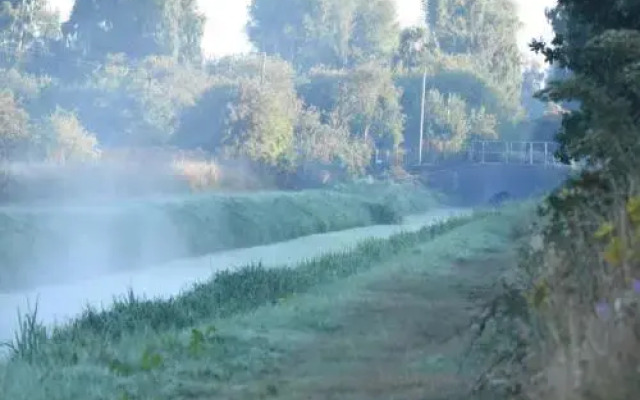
[212,215,516,400]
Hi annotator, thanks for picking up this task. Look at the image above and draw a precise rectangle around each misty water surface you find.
[0,207,469,346]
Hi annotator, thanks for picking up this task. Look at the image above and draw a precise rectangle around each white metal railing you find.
[467,141,563,166]
[373,140,565,168]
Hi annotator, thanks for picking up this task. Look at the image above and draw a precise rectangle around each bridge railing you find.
[467,141,562,166]
[373,140,564,169]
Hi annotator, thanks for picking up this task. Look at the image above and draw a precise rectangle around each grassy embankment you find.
[1,202,534,400]
[0,181,440,290]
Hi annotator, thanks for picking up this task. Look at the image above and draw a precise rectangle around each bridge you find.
[374,141,572,206]
[374,140,565,168]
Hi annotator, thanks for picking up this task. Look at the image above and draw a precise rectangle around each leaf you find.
[594,222,614,239]
[188,328,205,355]
[626,196,640,224]
[140,348,163,372]
[108,358,135,376]
[530,280,549,309]
[604,236,624,266]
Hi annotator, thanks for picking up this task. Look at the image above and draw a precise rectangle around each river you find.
[0,207,470,346]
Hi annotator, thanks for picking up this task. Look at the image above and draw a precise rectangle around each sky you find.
[46,0,556,61]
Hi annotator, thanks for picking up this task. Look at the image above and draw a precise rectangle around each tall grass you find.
[1,299,47,362]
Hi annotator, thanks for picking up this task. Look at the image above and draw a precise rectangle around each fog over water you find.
[0,207,469,348]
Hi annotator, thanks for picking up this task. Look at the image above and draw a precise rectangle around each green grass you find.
[0,204,531,400]
[0,181,439,290]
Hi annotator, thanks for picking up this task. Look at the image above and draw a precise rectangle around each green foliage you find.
[297,65,405,149]
[0,89,30,159]
[63,0,205,63]
[0,0,60,68]
[331,63,405,148]
[423,0,524,114]
[397,67,512,153]
[0,67,51,105]
[0,300,47,362]
[222,59,300,167]
[247,0,399,70]
[38,108,101,163]
[293,107,372,176]
[46,54,213,146]
[421,88,497,154]
[172,83,237,151]
[348,0,400,65]
[396,70,500,158]
[477,1,640,398]
[538,29,640,176]
[0,0,532,183]
[393,26,438,72]
[512,108,563,142]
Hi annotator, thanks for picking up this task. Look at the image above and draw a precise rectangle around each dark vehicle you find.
[488,191,511,206]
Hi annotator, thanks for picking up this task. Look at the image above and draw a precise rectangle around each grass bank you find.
[1,204,532,400]
[0,181,440,290]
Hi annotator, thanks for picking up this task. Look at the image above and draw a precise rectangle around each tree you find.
[247,0,399,70]
[222,58,301,167]
[393,26,438,72]
[531,1,640,175]
[0,0,61,67]
[422,88,497,155]
[331,63,405,148]
[515,4,640,399]
[62,0,205,63]
[348,0,399,65]
[39,108,101,163]
[45,54,213,147]
[294,107,371,177]
[0,89,30,159]
[422,0,523,117]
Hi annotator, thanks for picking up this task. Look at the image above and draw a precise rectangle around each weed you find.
[1,299,47,362]
[105,345,165,377]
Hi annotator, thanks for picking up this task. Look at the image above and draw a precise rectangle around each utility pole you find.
[260,52,266,85]
[418,67,427,166]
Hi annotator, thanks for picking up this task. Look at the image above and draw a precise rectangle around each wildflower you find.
[633,278,640,294]
[614,298,622,313]
[529,234,544,251]
[595,301,611,320]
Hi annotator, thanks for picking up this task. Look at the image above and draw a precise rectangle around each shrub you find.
[39,108,102,163]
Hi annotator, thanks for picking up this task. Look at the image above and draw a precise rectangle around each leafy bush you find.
[469,190,640,400]
[0,90,31,160]
[293,107,372,178]
[38,108,102,163]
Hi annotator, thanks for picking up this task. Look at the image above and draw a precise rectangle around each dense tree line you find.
[0,0,541,180]
[472,1,640,398]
